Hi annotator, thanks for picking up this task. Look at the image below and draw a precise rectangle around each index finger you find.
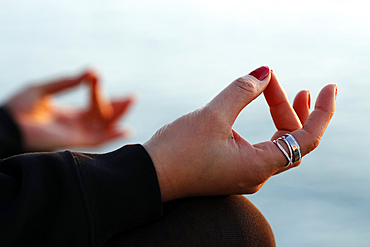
[88,74,114,119]
[263,72,302,131]
[34,70,97,95]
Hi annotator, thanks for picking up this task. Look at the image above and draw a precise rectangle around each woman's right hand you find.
[144,66,336,202]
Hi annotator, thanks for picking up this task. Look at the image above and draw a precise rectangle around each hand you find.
[5,70,134,151]
[143,66,336,202]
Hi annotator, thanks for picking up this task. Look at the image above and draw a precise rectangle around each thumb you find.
[207,66,271,125]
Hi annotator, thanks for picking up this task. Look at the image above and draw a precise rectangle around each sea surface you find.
[1,1,369,246]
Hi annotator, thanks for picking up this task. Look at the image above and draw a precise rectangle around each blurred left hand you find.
[5,70,134,151]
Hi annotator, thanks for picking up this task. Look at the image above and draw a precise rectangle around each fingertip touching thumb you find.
[248,66,270,81]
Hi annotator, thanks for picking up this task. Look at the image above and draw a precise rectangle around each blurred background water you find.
[0,0,369,246]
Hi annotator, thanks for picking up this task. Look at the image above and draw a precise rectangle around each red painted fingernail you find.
[307,90,311,109]
[249,66,270,81]
[334,84,337,99]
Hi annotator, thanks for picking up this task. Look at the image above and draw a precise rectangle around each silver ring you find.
[273,137,292,167]
[272,134,301,167]
[284,134,301,163]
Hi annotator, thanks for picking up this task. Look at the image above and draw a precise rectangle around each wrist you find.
[143,140,181,202]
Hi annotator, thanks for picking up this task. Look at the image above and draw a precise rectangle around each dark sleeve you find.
[0,144,163,247]
[0,107,23,159]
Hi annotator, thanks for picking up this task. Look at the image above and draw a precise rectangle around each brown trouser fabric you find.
[106,195,276,247]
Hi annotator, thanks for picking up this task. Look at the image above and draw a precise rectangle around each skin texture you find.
[5,70,135,151]
[144,67,336,202]
[4,66,336,204]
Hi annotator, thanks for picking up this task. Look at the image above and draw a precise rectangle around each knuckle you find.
[316,104,335,121]
[308,138,320,152]
[234,76,258,95]
[302,129,321,152]
[318,107,332,116]
[311,137,321,150]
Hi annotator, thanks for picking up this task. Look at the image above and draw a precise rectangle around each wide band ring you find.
[273,137,292,166]
[273,134,301,167]
[284,134,301,163]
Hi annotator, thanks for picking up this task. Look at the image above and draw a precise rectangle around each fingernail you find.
[249,66,270,81]
[334,84,337,99]
[307,90,311,109]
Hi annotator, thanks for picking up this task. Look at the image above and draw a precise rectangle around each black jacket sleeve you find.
[0,144,163,247]
[0,107,23,159]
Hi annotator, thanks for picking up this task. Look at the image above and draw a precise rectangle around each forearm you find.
[0,145,163,246]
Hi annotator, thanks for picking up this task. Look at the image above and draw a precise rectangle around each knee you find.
[220,195,276,247]
[160,195,276,246]
[105,195,275,246]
